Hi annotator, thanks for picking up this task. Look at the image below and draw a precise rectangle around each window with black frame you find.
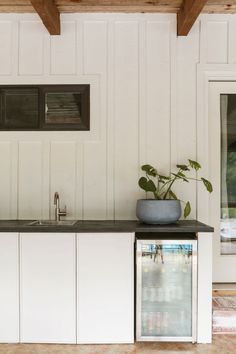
[0,85,90,131]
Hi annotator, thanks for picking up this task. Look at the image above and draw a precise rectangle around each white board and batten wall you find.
[0,13,235,221]
[0,11,228,345]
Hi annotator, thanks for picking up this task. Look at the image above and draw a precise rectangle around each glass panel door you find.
[221,94,236,255]
[136,239,197,342]
[209,82,236,282]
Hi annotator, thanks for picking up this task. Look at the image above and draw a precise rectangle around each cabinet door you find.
[77,233,134,344]
[0,233,19,343]
[20,233,76,343]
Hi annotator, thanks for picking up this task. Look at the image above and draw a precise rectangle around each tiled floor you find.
[0,336,236,354]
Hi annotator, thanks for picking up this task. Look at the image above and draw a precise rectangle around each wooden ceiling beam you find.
[29,0,60,35]
[177,0,207,36]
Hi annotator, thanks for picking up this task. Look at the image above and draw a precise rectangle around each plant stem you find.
[157,175,160,196]
[163,168,182,199]
[182,177,201,181]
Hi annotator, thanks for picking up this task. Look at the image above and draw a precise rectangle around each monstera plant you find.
[137,159,213,224]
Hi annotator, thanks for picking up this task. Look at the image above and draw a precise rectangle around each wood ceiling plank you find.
[0,0,31,4]
[29,0,60,34]
[203,4,236,13]
[207,0,236,4]
[2,1,236,16]
[0,6,34,12]
[55,0,181,12]
[55,0,181,5]
[177,0,207,36]
[57,5,179,13]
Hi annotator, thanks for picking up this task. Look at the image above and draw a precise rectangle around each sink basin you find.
[28,220,77,226]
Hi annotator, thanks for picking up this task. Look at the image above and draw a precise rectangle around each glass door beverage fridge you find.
[136,239,197,342]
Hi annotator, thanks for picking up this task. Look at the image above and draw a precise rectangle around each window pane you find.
[45,92,82,125]
[221,94,236,254]
[2,88,38,129]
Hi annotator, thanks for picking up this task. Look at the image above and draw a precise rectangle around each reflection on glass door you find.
[221,94,236,254]
[136,240,197,342]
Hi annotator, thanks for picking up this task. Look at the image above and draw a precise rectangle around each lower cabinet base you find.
[0,231,212,345]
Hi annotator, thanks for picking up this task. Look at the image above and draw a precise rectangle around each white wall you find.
[0,13,234,220]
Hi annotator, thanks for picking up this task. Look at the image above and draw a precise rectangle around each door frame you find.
[197,64,236,282]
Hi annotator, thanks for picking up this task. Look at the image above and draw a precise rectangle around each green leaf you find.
[176,164,190,171]
[138,177,148,191]
[146,180,157,192]
[184,201,191,218]
[158,175,171,180]
[201,177,213,193]
[138,177,156,193]
[188,159,201,171]
[171,172,189,182]
[141,164,157,177]
[169,190,178,200]
[178,171,186,178]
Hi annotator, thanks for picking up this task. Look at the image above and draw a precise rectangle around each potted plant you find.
[137,159,213,224]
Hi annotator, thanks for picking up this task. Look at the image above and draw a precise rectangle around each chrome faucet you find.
[54,192,67,221]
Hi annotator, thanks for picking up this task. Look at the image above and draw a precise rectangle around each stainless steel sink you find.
[28,220,77,226]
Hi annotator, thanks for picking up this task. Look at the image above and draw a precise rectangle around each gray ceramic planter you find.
[136,199,182,224]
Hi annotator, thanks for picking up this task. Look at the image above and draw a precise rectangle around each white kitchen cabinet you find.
[20,233,76,343]
[77,232,135,344]
[0,233,19,343]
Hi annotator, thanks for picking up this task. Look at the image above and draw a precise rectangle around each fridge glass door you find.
[136,240,197,341]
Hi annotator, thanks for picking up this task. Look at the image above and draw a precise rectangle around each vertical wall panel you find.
[146,21,171,173]
[106,20,115,219]
[50,142,76,219]
[83,20,108,219]
[0,21,12,75]
[176,22,200,218]
[206,21,228,63]
[83,143,107,219]
[18,142,43,219]
[229,20,236,63]
[0,143,12,219]
[75,143,83,220]
[50,21,76,75]
[177,21,200,63]
[83,21,107,75]
[114,21,139,219]
[10,142,18,219]
[41,142,50,220]
[19,21,44,75]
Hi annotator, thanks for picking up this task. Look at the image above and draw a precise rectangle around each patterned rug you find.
[213,296,236,333]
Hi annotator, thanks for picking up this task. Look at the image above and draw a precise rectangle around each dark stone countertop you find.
[0,219,214,233]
